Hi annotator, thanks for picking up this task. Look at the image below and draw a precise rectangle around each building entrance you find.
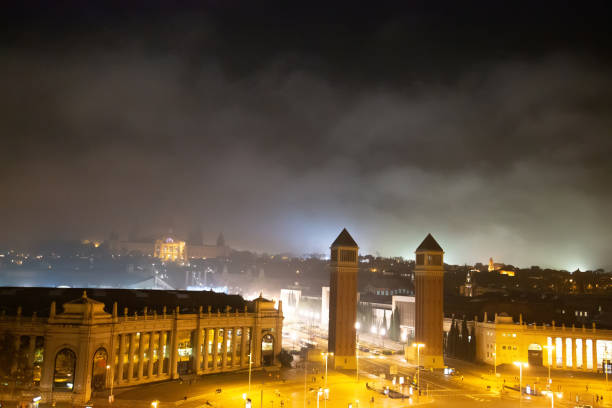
[528,344,543,366]
[261,334,274,366]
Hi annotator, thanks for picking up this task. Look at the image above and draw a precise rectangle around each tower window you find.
[416,254,424,265]
[428,255,442,265]
[331,249,338,262]
[340,250,356,263]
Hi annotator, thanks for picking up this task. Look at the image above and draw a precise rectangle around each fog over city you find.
[2,3,612,269]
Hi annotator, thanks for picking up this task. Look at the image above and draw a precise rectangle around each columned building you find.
[414,233,445,369]
[0,288,283,405]
[444,314,612,373]
[328,228,359,369]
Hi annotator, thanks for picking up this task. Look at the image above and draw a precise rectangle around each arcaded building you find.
[0,287,283,405]
[444,313,612,372]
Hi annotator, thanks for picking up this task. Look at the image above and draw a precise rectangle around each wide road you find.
[285,322,608,407]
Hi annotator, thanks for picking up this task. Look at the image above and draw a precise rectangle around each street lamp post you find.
[545,391,554,408]
[321,352,333,387]
[106,364,114,404]
[413,343,425,402]
[248,352,253,395]
[513,362,528,404]
[543,345,555,387]
[493,344,497,376]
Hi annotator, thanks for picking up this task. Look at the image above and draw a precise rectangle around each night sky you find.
[2,2,611,269]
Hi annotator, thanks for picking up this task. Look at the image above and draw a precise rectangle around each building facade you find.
[414,233,445,368]
[154,236,187,261]
[328,228,359,369]
[109,233,230,260]
[0,288,283,406]
[444,314,612,372]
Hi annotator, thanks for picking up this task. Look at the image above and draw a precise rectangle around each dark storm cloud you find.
[1,3,611,269]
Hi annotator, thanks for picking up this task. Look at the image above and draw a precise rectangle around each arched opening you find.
[528,344,543,366]
[53,348,77,391]
[92,348,108,392]
[261,334,274,366]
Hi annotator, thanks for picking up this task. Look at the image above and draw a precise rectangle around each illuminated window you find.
[586,339,594,369]
[566,338,573,367]
[555,338,563,366]
[575,339,583,368]
[547,337,553,366]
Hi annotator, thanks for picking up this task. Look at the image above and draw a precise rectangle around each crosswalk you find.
[465,394,493,403]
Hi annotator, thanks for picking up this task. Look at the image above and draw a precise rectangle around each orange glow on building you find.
[154,236,186,262]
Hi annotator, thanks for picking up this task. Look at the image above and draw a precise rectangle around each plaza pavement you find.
[80,362,431,408]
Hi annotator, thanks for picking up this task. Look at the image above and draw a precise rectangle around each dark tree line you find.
[357,303,405,343]
[444,317,476,362]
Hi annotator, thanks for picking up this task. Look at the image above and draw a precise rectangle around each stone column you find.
[147,332,155,378]
[551,343,557,369]
[202,328,210,372]
[231,327,238,367]
[252,327,261,368]
[171,329,179,379]
[158,331,167,376]
[127,333,136,382]
[137,333,145,379]
[240,327,248,368]
[221,328,229,369]
[194,328,203,374]
[571,338,576,369]
[117,334,126,383]
[11,335,20,372]
[211,328,219,371]
[592,339,598,372]
[582,339,588,371]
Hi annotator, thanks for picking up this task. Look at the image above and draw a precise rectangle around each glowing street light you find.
[321,352,333,387]
[106,364,114,404]
[513,361,528,402]
[543,345,555,386]
[248,351,253,395]
[151,401,159,408]
[413,343,425,402]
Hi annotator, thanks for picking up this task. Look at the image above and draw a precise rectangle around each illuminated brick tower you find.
[414,233,445,368]
[328,228,358,369]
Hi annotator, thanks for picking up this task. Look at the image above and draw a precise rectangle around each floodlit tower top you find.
[415,233,444,268]
[331,228,358,248]
[330,228,358,265]
[415,233,443,253]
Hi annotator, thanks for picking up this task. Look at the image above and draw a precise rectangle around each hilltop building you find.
[108,232,230,261]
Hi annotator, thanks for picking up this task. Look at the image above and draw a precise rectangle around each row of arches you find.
[52,334,275,392]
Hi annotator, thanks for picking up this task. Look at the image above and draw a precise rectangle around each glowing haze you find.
[1,3,611,270]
